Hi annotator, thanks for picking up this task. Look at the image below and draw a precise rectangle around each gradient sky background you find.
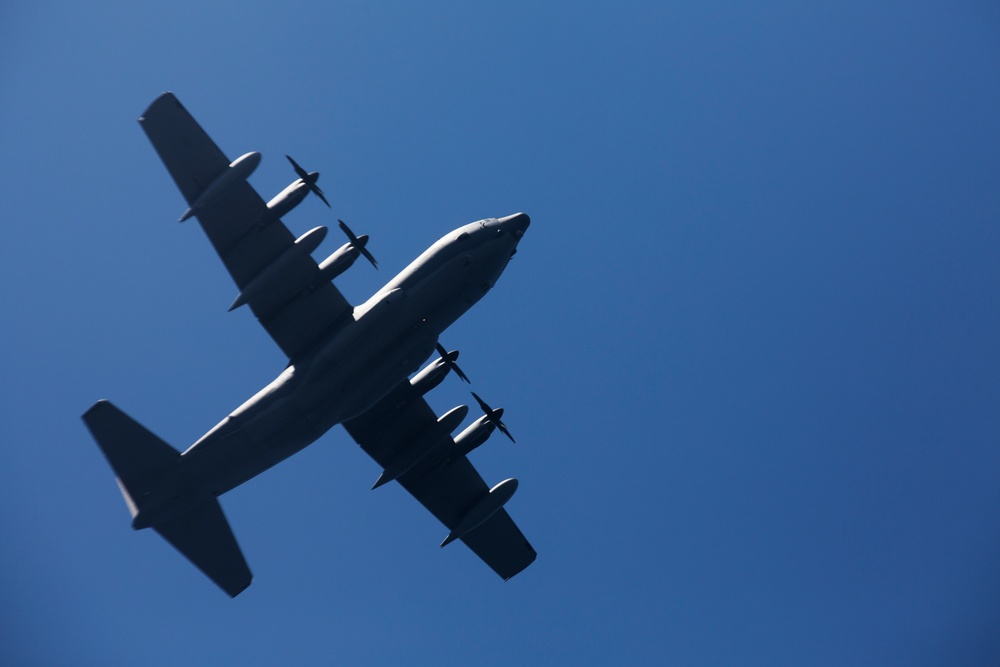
[3,2,1000,665]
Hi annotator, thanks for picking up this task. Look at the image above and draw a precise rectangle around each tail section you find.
[154,499,252,597]
[83,400,179,520]
[82,400,252,597]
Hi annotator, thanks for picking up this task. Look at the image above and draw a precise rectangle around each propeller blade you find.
[311,184,331,208]
[339,219,378,268]
[471,391,491,414]
[495,421,515,444]
[287,155,331,207]
[471,392,515,443]
[338,219,359,243]
[435,343,470,383]
[285,154,308,180]
[359,245,378,269]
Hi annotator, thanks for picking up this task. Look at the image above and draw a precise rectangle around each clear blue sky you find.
[3,2,999,665]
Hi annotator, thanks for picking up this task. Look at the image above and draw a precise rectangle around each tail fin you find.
[83,400,252,597]
[83,400,179,519]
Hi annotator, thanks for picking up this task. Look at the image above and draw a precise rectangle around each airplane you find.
[82,93,535,597]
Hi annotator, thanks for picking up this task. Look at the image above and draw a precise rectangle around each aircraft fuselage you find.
[139,213,528,526]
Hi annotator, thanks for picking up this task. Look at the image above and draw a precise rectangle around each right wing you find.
[344,380,537,581]
[138,92,353,359]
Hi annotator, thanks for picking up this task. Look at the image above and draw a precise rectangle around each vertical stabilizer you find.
[83,400,179,518]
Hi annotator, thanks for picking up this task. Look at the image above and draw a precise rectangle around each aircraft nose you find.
[498,212,530,237]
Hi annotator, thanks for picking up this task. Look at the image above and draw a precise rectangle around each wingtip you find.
[227,577,253,598]
[82,399,111,417]
[138,91,178,123]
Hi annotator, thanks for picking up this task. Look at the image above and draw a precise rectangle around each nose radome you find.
[498,212,530,236]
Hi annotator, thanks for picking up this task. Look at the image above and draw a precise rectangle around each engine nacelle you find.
[409,356,451,397]
[372,404,469,489]
[256,180,310,225]
[316,242,362,283]
[292,225,329,255]
[228,226,328,311]
[440,478,519,547]
[180,151,261,221]
[452,416,495,458]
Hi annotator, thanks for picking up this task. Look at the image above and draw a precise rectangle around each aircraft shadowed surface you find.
[83,93,535,596]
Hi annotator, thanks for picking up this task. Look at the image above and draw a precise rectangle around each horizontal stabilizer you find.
[155,499,253,598]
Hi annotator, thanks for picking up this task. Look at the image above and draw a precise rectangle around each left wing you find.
[138,92,353,359]
[344,381,536,581]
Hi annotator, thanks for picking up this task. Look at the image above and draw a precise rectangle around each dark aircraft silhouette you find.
[83,93,534,597]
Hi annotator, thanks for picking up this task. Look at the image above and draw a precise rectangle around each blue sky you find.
[2,2,1000,665]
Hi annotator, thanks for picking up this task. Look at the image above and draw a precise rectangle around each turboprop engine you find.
[410,344,470,396]
[316,219,379,282]
[254,155,330,225]
[471,392,515,442]
[450,392,514,458]
[257,180,310,225]
[452,416,496,458]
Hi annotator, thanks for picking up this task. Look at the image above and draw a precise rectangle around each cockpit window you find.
[457,232,470,241]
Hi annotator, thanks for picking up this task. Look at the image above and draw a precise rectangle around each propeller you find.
[435,343,470,383]
[285,155,330,208]
[471,392,515,443]
[338,219,378,269]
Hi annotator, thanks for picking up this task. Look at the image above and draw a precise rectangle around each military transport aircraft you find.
[82,93,535,597]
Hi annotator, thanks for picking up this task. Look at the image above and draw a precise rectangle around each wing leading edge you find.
[344,379,536,581]
[138,92,353,359]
